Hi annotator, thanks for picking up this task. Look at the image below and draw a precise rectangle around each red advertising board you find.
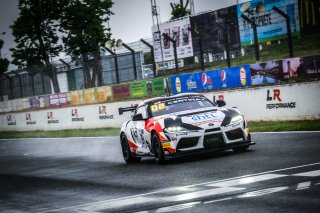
[112,84,130,99]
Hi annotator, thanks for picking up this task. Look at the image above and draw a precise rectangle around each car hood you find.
[155,107,239,130]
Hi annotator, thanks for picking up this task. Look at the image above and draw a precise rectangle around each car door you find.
[131,105,149,150]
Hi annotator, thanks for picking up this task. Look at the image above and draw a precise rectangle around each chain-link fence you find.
[0,40,150,100]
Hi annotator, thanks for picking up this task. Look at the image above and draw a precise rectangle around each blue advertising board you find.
[170,65,251,94]
[237,0,300,46]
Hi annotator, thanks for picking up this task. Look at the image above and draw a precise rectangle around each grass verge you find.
[248,120,320,132]
[0,128,120,139]
[0,120,319,139]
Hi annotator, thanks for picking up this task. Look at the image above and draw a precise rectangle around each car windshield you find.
[149,95,214,117]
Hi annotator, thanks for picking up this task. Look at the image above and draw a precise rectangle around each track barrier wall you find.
[0,81,319,131]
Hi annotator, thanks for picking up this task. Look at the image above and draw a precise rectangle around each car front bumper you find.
[164,140,255,160]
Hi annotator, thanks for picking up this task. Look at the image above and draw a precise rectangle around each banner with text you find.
[170,65,251,94]
[237,0,300,46]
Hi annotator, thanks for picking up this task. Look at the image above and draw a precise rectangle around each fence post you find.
[122,43,137,80]
[241,14,260,62]
[162,33,179,74]
[141,39,157,77]
[12,71,23,98]
[105,47,120,84]
[272,6,293,58]
[4,74,13,99]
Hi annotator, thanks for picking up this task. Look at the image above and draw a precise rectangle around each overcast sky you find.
[0,0,246,60]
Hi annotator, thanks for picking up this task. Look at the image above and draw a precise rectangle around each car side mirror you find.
[132,113,146,121]
[216,100,226,107]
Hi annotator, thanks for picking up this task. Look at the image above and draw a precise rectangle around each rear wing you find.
[118,106,137,115]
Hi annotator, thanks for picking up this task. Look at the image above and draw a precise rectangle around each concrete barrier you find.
[0,81,319,131]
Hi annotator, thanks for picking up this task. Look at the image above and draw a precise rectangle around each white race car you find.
[119,93,255,164]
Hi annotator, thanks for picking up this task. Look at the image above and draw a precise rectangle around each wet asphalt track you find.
[0,132,319,213]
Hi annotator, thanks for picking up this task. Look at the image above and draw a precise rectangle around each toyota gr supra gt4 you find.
[119,93,255,164]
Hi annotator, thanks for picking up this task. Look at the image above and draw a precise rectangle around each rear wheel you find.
[121,134,141,164]
[152,133,165,164]
[233,145,249,152]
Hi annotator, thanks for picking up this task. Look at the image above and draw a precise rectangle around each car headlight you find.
[164,126,188,133]
[230,115,243,124]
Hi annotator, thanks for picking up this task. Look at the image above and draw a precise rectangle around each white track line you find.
[39,162,320,213]
[203,197,232,204]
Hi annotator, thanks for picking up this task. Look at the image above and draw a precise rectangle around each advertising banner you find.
[49,94,60,107]
[105,86,113,102]
[112,84,130,99]
[58,93,68,107]
[29,96,39,109]
[49,93,68,107]
[70,91,81,106]
[237,0,300,46]
[149,78,171,96]
[297,54,320,77]
[96,86,113,102]
[83,88,97,104]
[282,55,320,79]
[40,95,50,108]
[130,81,148,98]
[250,61,283,85]
[170,65,251,94]
[152,17,194,62]
[29,95,50,109]
[282,57,300,79]
[190,5,241,54]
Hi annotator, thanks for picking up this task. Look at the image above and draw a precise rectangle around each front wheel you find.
[120,134,141,164]
[152,133,165,164]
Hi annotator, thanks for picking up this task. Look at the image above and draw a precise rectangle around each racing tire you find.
[233,145,249,152]
[120,134,141,164]
[152,133,165,164]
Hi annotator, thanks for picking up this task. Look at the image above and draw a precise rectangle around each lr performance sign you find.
[266,89,296,109]
[152,17,194,63]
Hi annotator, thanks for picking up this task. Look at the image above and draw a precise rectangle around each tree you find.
[170,0,190,20]
[60,0,113,88]
[10,0,62,93]
[0,39,10,75]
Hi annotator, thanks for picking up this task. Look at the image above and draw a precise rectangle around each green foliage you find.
[0,39,10,74]
[10,0,63,93]
[170,0,190,20]
[10,0,62,68]
[60,0,113,56]
[248,120,320,132]
[10,0,114,91]
[0,58,10,74]
[60,0,113,88]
